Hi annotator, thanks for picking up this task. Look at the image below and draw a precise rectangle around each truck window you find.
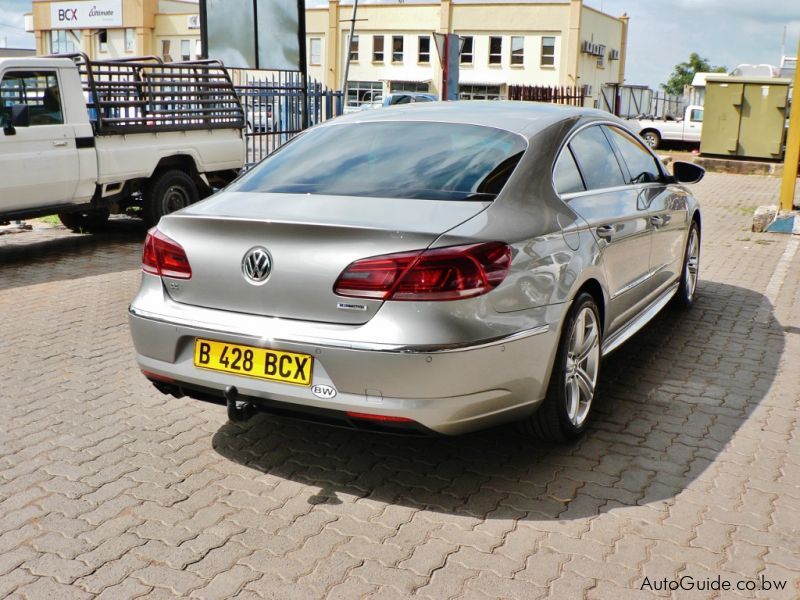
[690,109,703,123]
[0,71,63,127]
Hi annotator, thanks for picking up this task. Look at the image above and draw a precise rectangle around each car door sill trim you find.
[602,282,679,356]
[609,263,668,300]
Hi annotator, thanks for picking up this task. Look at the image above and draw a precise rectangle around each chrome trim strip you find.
[609,263,668,300]
[601,282,679,356]
[128,305,550,354]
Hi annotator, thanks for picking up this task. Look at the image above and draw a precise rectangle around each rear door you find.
[557,124,653,333]
[604,125,688,293]
[0,69,79,213]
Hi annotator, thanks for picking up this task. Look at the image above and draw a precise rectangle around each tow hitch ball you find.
[225,386,255,422]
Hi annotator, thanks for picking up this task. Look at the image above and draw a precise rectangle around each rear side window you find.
[604,126,662,184]
[568,126,625,190]
[232,121,527,201]
[553,147,585,195]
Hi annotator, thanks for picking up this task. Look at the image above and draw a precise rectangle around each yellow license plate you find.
[193,338,313,386]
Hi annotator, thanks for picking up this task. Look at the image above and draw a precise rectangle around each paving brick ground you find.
[1,173,799,599]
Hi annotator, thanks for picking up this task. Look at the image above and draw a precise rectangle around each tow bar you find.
[225,385,256,422]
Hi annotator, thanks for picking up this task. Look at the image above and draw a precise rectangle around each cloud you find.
[0,1,34,48]
[587,0,800,90]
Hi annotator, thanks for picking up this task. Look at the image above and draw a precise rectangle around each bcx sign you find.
[50,0,122,29]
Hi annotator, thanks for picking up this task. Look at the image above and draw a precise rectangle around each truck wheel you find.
[143,169,198,227]
[58,208,110,233]
[641,130,661,150]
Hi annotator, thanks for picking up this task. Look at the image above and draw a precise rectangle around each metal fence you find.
[233,71,343,166]
[600,84,686,119]
[507,84,586,105]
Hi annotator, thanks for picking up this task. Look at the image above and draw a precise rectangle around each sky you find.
[1,0,799,89]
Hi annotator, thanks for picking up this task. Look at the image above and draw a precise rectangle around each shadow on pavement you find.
[0,218,146,290]
[212,281,782,521]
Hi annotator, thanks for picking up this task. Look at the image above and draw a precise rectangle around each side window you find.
[568,126,626,190]
[553,147,585,195]
[0,71,63,127]
[690,109,703,122]
[604,126,662,184]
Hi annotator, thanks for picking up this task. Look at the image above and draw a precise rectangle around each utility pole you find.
[779,37,800,212]
[340,0,360,105]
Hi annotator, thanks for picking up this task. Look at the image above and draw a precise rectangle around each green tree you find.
[661,53,726,96]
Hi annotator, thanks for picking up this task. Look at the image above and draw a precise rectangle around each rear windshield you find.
[231,121,527,201]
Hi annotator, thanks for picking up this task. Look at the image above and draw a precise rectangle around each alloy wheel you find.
[685,226,699,300]
[564,306,600,427]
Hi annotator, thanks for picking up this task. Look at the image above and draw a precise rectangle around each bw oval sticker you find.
[311,384,337,399]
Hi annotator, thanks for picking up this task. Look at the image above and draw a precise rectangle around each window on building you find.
[541,36,555,67]
[349,34,359,61]
[459,84,502,100]
[50,30,77,55]
[489,36,502,65]
[392,36,404,62]
[161,40,172,62]
[0,71,63,127]
[390,81,430,93]
[511,36,524,66]
[418,36,430,63]
[460,36,473,65]
[195,40,202,58]
[309,38,321,66]
[181,40,191,61]
[125,28,135,53]
[373,36,384,62]
[346,80,383,108]
[98,30,108,53]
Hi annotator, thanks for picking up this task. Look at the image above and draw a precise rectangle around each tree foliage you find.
[661,53,727,96]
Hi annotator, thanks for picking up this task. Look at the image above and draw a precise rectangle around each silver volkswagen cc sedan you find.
[128,101,703,441]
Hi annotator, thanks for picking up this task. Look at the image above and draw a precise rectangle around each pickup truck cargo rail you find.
[60,52,245,135]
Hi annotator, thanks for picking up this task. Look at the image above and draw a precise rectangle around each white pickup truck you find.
[0,54,245,231]
[626,105,704,150]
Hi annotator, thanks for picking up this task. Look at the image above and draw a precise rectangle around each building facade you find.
[27,0,627,107]
[27,0,202,62]
[306,0,629,107]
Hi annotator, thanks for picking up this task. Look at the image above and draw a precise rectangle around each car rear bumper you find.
[128,277,564,435]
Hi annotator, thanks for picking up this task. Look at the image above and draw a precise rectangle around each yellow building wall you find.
[578,4,625,105]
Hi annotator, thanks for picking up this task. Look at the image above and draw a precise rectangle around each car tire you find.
[523,292,602,442]
[641,130,660,150]
[674,221,700,309]
[142,169,198,228]
[58,208,110,233]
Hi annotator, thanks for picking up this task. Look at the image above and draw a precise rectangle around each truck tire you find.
[641,130,661,150]
[142,169,198,228]
[58,208,110,233]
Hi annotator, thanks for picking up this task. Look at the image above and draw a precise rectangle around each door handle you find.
[650,215,666,228]
[52,140,69,147]
[595,224,615,239]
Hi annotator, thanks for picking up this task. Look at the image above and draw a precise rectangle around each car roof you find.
[328,100,617,138]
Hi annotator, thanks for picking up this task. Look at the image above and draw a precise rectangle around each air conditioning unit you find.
[581,40,592,53]
[597,45,606,57]
[609,48,620,60]
[583,85,592,96]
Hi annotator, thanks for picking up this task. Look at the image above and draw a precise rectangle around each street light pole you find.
[341,0,360,106]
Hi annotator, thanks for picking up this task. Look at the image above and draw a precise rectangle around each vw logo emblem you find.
[242,247,272,284]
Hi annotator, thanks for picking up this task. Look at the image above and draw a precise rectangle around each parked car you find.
[626,105,704,149]
[0,54,245,230]
[130,101,704,441]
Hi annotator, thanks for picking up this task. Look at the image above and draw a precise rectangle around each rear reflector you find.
[142,227,192,279]
[141,369,175,383]
[346,411,415,423]
[334,242,512,301]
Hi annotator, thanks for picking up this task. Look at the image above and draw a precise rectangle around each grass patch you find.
[39,215,61,226]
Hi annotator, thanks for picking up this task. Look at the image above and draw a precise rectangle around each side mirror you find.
[11,104,30,127]
[672,160,705,184]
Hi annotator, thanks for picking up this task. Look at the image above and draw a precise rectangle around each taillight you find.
[334,242,511,301]
[142,227,192,279]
